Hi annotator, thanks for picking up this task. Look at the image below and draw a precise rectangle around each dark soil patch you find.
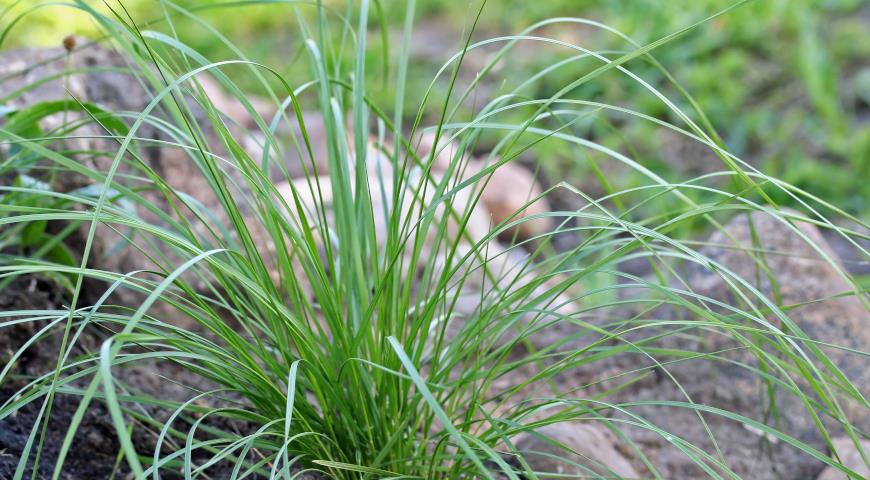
[1,275,125,479]
[0,276,65,371]
[0,382,125,480]
[0,276,268,480]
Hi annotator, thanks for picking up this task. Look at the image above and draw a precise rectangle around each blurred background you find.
[3,0,869,217]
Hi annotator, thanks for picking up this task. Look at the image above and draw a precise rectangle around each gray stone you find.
[575,209,870,479]
[685,209,870,428]
[514,423,640,478]
[817,437,870,480]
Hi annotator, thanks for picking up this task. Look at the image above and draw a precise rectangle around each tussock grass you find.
[1,1,868,479]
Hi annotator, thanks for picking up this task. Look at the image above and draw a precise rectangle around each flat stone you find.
[817,437,870,480]
[515,423,640,478]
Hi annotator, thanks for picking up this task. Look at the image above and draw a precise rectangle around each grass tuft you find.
[1,1,868,479]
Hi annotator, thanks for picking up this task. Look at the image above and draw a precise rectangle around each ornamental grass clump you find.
[1,1,868,479]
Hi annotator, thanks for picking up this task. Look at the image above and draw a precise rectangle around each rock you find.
[579,209,870,479]
[0,40,275,324]
[195,72,273,129]
[817,437,870,480]
[274,143,577,351]
[686,209,870,428]
[274,152,491,264]
[469,158,552,240]
[658,128,722,177]
[514,423,640,478]
[565,208,870,479]
[417,132,553,240]
[1,39,160,194]
[0,41,563,337]
[251,110,332,180]
[823,227,870,276]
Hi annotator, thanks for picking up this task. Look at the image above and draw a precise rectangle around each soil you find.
[0,276,124,479]
[0,382,125,480]
[0,277,266,480]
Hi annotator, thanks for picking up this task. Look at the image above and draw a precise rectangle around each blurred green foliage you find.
[3,0,868,215]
